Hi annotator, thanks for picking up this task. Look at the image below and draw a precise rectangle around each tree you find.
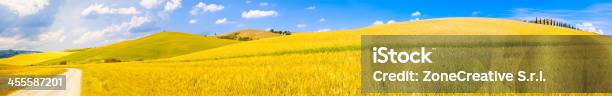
[286,32,292,35]
[237,37,253,41]
[60,61,67,65]
[103,58,121,63]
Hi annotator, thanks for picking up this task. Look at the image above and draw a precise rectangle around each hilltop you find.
[38,32,239,65]
[217,29,282,41]
[360,17,597,35]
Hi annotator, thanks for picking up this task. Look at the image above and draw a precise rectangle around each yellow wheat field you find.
[2,18,609,95]
[0,52,73,66]
[62,51,360,95]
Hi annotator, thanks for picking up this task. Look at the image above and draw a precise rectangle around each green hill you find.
[38,32,239,65]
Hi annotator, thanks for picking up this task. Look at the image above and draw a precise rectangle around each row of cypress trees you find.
[522,17,581,31]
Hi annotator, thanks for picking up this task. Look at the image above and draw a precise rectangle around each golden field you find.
[0,52,73,66]
[1,18,610,95]
[68,51,360,95]
[0,51,71,95]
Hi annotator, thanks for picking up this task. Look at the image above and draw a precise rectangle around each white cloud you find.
[372,20,384,25]
[81,4,140,16]
[245,0,252,4]
[471,11,480,16]
[0,36,29,49]
[0,0,50,17]
[0,0,168,51]
[372,20,398,25]
[259,2,269,6]
[576,22,604,34]
[306,6,316,10]
[201,4,223,12]
[163,0,181,12]
[31,28,74,51]
[411,11,421,17]
[74,16,150,44]
[140,0,162,9]
[409,18,421,21]
[296,24,307,28]
[241,10,278,19]
[319,18,326,22]
[38,28,66,43]
[215,18,228,24]
[190,2,224,15]
[189,19,197,24]
[317,28,331,32]
[387,20,396,24]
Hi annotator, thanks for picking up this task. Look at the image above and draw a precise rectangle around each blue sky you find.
[0,0,611,51]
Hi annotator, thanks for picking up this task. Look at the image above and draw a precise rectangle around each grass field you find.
[0,51,73,95]
[64,51,360,95]
[1,18,610,95]
[0,52,73,66]
[38,32,239,65]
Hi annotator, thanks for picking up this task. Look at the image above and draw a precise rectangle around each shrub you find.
[103,58,122,63]
[59,61,67,65]
[237,37,253,41]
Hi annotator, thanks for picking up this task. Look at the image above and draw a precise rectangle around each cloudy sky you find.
[0,0,611,51]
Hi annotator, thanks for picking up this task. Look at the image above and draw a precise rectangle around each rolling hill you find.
[71,17,608,95]
[360,17,597,35]
[38,32,240,65]
[217,29,282,41]
[0,52,72,66]
[166,17,597,61]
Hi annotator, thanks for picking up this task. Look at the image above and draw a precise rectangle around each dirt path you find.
[9,68,82,96]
